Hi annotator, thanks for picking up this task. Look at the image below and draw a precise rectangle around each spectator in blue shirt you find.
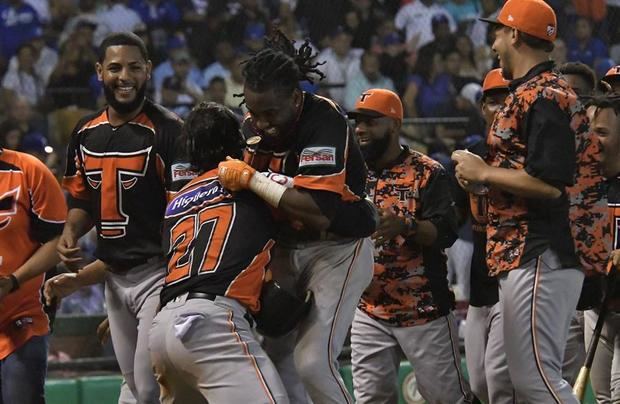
[403,50,455,117]
[0,0,41,60]
[129,0,181,30]
[567,16,608,68]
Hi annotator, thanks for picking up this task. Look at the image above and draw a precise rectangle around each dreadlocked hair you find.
[183,102,244,173]
[240,28,325,96]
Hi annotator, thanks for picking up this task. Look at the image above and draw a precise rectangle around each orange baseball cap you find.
[482,68,510,93]
[348,88,404,121]
[480,0,557,42]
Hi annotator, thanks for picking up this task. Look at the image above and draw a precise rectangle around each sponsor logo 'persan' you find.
[298,147,337,167]
[171,163,197,182]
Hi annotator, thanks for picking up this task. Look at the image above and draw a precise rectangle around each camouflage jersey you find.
[486,61,609,274]
[359,147,457,327]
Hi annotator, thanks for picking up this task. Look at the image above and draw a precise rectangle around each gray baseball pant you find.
[583,308,620,403]
[562,310,585,386]
[148,293,289,404]
[498,249,583,404]
[105,258,165,404]
[351,309,472,404]
[263,237,374,404]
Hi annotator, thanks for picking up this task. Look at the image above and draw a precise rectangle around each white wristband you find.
[249,172,287,207]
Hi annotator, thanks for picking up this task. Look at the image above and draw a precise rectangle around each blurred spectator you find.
[403,51,455,117]
[378,31,408,93]
[202,40,235,89]
[180,0,225,68]
[443,49,478,92]
[242,22,266,54]
[344,51,395,111]
[19,132,60,175]
[469,0,499,49]
[205,76,227,105]
[0,121,22,150]
[223,53,246,115]
[294,0,348,47]
[2,43,45,107]
[24,0,48,23]
[551,37,568,65]
[567,17,608,68]
[7,28,58,87]
[0,95,45,139]
[225,0,270,49]
[394,0,455,50]
[318,26,363,106]
[344,0,383,50]
[157,49,204,118]
[45,38,97,110]
[94,0,144,46]
[57,0,100,47]
[572,0,606,24]
[444,0,479,30]
[418,14,457,58]
[129,0,181,56]
[455,35,482,80]
[153,34,203,98]
[608,0,620,44]
[0,0,42,62]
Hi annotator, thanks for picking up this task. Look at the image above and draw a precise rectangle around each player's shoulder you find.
[74,108,108,135]
[305,93,348,123]
[406,148,445,172]
[142,99,184,130]
[1,149,47,172]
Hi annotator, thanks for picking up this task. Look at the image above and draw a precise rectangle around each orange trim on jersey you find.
[226,311,276,403]
[293,169,346,196]
[78,110,108,133]
[225,239,275,313]
[129,112,156,133]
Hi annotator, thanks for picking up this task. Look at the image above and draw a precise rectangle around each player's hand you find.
[452,150,489,185]
[57,232,82,270]
[43,272,83,306]
[96,317,111,345]
[0,277,13,302]
[217,157,256,191]
[373,209,408,243]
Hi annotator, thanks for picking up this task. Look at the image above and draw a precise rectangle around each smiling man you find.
[451,0,610,402]
[45,32,192,404]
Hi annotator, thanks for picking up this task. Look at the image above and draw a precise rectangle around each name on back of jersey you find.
[166,179,227,218]
[298,146,336,167]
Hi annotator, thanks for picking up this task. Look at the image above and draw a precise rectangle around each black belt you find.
[187,292,217,301]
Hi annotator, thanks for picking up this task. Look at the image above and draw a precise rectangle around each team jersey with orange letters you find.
[63,100,191,270]
[358,147,457,327]
[242,92,371,240]
[486,61,608,274]
[0,149,66,359]
[160,170,276,312]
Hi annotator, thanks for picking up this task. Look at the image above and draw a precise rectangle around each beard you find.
[360,134,390,164]
[103,81,147,115]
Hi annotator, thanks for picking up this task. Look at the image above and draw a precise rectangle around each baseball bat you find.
[573,271,615,401]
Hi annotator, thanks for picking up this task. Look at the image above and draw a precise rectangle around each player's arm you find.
[452,99,574,199]
[43,260,108,306]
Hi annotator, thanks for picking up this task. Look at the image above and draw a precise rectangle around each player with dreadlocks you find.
[217,29,376,403]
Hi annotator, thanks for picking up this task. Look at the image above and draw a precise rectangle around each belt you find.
[187,292,217,301]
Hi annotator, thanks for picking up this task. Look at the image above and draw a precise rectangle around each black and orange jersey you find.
[243,93,366,201]
[358,147,457,327]
[609,177,620,250]
[486,61,609,274]
[160,169,276,313]
[62,100,192,270]
[0,149,66,359]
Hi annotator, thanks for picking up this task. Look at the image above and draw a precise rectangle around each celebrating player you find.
[149,102,288,404]
[347,88,472,403]
[45,32,191,403]
[0,140,66,404]
[453,0,596,401]
[217,29,376,403]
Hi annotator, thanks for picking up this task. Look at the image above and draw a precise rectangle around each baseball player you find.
[148,102,288,404]
[45,32,191,403]
[454,0,601,401]
[346,88,472,404]
[217,29,376,403]
[456,69,517,404]
[582,94,620,403]
[0,143,67,404]
[601,65,620,93]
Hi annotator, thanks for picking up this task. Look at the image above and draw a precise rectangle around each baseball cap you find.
[348,88,404,121]
[479,0,557,42]
[482,68,510,93]
[604,65,620,79]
